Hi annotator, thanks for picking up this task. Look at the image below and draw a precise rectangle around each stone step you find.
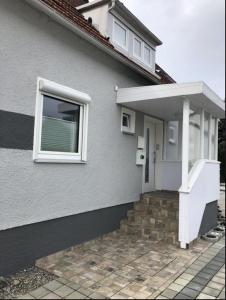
[139,198,179,208]
[131,207,179,220]
[120,191,179,245]
[121,219,178,232]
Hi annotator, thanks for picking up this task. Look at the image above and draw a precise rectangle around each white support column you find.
[209,114,213,160]
[182,99,190,190]
[200,109,205,159]
[215,119,219,161]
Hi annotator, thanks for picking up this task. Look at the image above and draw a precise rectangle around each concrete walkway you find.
[17,236,225,300]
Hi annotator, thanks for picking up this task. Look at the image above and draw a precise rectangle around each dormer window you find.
[113,19,128,50]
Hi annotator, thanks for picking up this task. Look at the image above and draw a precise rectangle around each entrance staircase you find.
[120,191,179,245]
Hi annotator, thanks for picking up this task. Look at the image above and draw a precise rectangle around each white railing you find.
[179,159,220,248]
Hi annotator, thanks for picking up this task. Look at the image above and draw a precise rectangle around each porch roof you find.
[116,82,225,120]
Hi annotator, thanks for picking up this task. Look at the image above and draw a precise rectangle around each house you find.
[0,0,224,276]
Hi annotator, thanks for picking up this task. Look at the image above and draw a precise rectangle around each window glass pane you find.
[114,21,127,48]
[134,38,142,57]
[211,118,216,160]
[189,110,201,170]
[204,112,209,159]
[144,46,151,64]
[165,121,180,161]
[41,96,80,153]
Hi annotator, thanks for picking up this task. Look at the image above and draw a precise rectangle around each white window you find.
[33,78,91,163]
[121,107,136,134]
[134,37,142,58]
[144,45,151,65]
[113,19,128,50]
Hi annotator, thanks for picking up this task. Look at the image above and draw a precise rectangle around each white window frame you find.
[33,78,91,163]
[144,44,152,66]
[132,34,153,68]
[133,35,143,60]
[121,107,136,135]
[113,18,129,51]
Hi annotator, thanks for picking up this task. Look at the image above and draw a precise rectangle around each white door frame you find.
[142,115,164,193]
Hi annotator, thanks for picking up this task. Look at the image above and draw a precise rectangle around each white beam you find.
[209,115,213,160]
[182,99,190,190]
[200,109,205,159]
[215,119,219,161]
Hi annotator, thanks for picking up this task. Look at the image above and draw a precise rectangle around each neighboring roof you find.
[156,64,176,84]
[78,0,162,46]
[29,0,160,83]
[117,82,225,120]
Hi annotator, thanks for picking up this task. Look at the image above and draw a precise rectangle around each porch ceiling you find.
[116,82,225,120]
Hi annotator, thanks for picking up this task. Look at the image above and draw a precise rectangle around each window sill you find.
[34,158,87,164]
[33,154,87,164]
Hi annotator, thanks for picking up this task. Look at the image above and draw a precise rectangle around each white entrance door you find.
[143,117,156,193]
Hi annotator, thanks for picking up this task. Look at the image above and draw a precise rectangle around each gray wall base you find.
[199,200,218,236]
[0,203,132,276]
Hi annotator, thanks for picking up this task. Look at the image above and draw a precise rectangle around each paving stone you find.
[57,278,69,284]
[18,294,35,299]
[203,287,221,297]
[207,281,225,291]
[77,287,94,297]
[89,292,107,299]
[44,280,63,292]
[174,293,192,299]
[168,283,184,293]
[207,264,221,271]
[197,292,216,299]
[185,269,199,276]
[41,292,61,299]
[216,272,225,279]
[161,289,178,299]
[202,267,219,275]
[66,291,88,299]
[30,287,50,299]
[180,287,200,298]
[212,276,225,285]
[192,276,210,286]
[66,282,81,290]
[175,278,190,286]
[180,273,194,281]
[186,282,205,292]
[54,285,75,297]
[218,290,226,299]
[198,272,214,280]
[156,296,168,300]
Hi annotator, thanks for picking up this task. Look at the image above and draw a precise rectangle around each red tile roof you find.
[41,0,114,49]
[156,64,176,84]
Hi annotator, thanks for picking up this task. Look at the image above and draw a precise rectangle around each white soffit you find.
[117,82,225,120]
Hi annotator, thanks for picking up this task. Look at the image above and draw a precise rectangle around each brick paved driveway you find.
[17,234,225,299]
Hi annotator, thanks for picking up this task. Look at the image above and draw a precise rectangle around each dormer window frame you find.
[144,44,152,67]
[132,33,153,69]
[112,17,129,51]
[133,34,143,60]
